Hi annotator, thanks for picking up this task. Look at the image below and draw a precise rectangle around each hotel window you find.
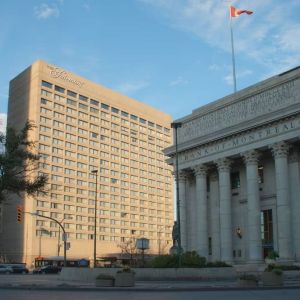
[111,107,119,114]
[67,98,77,106]
[41,89,52,98]
[79,103,88,110]
[67,90,77,98]
[54,94,65,102]
[66,107,76,114]
[78,119,88,126]
[90,99,99,106]
[90,107,99,114]
[54,111,64,119]
[78,111,88,118]
[41,80,53,89]
[90,132,98,138]
[54,103,64,110]
[148,121,155,127]
[41,98,49,105]
[55,85,65,93]
[90,115,99,122]
[101,103,109,110]
[79,94,88,102]
[231,172,240,189]
[131,114,138,121]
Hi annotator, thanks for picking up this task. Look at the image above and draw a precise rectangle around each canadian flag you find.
[230,6,253,17]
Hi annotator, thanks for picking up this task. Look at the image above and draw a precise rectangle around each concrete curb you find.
[0,284,300,292]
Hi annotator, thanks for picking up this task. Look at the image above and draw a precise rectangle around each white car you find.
[0,265,13,274]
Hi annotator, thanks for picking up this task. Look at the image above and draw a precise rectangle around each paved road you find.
[1,288,300,300]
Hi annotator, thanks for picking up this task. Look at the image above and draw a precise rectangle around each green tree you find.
[0,121,48,202]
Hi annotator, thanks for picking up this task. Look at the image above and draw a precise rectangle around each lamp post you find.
[57,218,65,256]
[91,169,98,268]
[171,121,182,266]
[31,212,67,267]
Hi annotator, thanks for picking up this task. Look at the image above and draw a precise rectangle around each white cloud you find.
[115,81,150,94]
[139,0,300,75]
[169,76,188,87]
[34,3,60,20]
[224,69,253,86]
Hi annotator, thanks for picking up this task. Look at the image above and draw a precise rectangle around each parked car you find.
[11,265,29,274]
[0,265,13,274]
[33,265,62,274]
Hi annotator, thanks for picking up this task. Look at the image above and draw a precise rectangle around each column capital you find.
[242,149,260,165]
[215,158,231,172]
[193,164,207,177]
[172,170,188,182]
[271,141,289,159]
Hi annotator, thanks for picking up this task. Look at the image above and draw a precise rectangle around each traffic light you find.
[17,205,23,223]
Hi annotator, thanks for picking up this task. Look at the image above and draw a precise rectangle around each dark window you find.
[258,166,264,184]
[90,107,99,114]
[41,98,48,105]
[79,95,88,102]
[67,90,77,98]
[231,172,240,189]
[140,118,146,124]
[79,103,88,110]
[91,132,98,138]
[111,107,119,114]
[121,111,128,117]
[261,209,273,245]
[208,237,212,255]
[42,80,53,89]
[90,99,99,106]
[156,124,162,130]
[67,99,76,106]
[233,250,236,258]
[148,121,154,127]
[164,127,170,133]
[101,103,109,110]
[131,114,138,121]
[55,85,65,93]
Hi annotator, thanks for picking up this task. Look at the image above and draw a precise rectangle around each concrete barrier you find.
[60,267,237,282]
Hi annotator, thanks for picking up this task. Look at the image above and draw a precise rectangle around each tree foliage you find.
[0,120,48,202]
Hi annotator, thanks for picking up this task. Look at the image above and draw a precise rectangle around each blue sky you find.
[1,0,300,120]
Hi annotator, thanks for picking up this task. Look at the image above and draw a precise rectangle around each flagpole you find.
[230,14,237,93]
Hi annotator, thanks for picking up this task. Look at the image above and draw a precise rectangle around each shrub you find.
[272,268,283,276]
[266,250,279,260]
[150,252,207,268]
[206,261,232,268]
[239,273,258,281]
[96,274,115,280]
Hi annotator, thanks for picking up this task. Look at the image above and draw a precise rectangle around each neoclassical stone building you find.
[165,66,300,264]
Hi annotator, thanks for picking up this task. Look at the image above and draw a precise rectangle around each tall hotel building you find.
[0,60,173,266]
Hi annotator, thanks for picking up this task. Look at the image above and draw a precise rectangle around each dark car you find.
[0,265,13,274]
[33,265,62,274]
[11,265,29,274]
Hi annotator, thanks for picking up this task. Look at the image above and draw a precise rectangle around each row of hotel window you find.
[35,213,172,227]
[39,125,169,148]
[41,98,170,141]
[41,81,170,133]
[40,110,169,142]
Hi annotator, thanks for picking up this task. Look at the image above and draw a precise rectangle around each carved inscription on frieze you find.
[178,80,297,142]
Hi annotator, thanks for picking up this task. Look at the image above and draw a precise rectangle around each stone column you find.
[216,158,233,263]
[210,171,221,261]
[288,146,300,260]
[271,142,293,260]
[242,150,263,262]
[178,171,187,252]
[193,165,208,258]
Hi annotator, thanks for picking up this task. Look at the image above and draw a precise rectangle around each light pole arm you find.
[31,212,67,267]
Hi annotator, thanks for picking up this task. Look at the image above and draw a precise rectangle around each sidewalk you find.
[1,276,300,291]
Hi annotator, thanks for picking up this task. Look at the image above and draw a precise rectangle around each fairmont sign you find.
[49,67,84,88]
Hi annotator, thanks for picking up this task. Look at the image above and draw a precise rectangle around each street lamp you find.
[91,169,98,268]
[171,121,182,266]
[31,212,67,267]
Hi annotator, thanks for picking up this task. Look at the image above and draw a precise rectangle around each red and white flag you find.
[230,6,253,17]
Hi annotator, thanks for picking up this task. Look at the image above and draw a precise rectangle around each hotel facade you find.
[166,67,300,264]
[0,60,173,266]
